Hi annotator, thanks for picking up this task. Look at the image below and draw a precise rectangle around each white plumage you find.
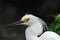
[20,14,60,40]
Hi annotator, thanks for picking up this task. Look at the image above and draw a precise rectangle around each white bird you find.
[20,14,60,40]
[8,14,60,40]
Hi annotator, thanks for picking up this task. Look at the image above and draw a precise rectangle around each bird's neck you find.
[25,23,43,40]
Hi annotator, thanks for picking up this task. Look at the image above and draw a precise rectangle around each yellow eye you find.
[21,18,29,22]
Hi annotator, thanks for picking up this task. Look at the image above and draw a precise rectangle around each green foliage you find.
[48,14,60,35]
[55,14,60,23]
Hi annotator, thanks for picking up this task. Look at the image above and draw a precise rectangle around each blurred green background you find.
[48,14,60,35]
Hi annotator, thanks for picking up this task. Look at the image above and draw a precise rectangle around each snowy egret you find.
[8,14,60,40]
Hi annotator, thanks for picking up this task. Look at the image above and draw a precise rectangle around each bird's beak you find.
[7,20,24,27]
[7,18,29,27]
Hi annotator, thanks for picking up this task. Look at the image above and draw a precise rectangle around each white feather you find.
[21,14,60,40]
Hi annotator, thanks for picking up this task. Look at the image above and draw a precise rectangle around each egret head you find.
[20,14,39,26]
[7,14,48,32]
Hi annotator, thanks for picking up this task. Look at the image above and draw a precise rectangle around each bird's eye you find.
[21,18,30,22]
[27,18,29,20]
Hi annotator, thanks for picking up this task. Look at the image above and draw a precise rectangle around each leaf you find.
[55,14,60,23]
[55,23,60,31]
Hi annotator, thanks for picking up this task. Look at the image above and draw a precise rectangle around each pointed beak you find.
[7,20,24,27]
